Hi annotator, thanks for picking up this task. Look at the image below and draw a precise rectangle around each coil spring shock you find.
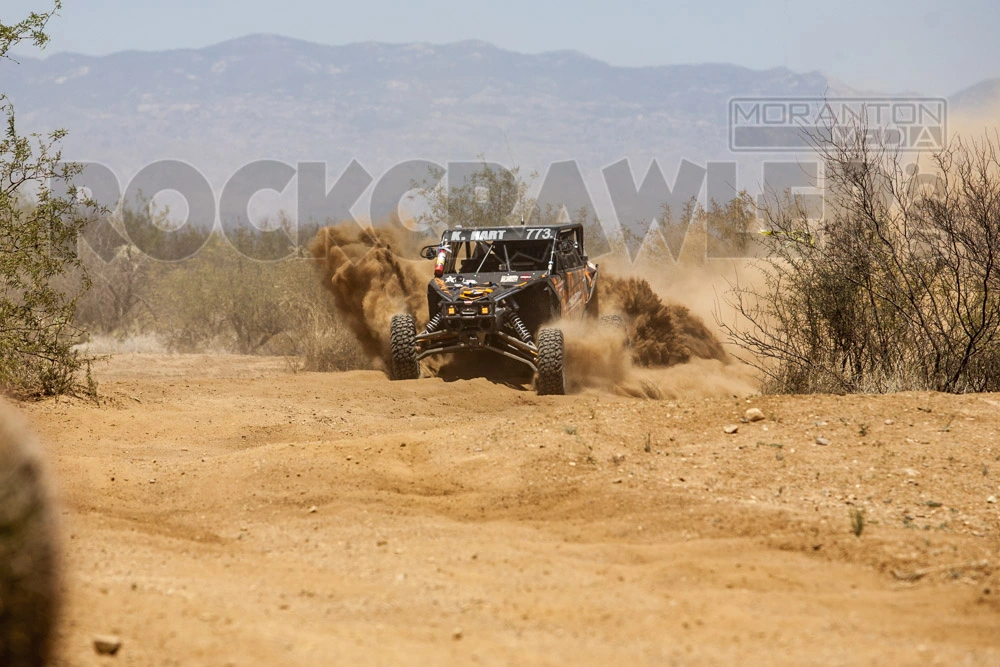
[424,312,443,334]
[507,312,533,344]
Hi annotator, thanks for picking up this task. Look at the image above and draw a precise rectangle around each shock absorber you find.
[424,312,443,334]
[507,312,533,344]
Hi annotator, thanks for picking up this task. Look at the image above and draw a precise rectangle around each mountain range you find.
[2,35,996,211]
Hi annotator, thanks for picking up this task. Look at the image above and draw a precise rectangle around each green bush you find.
[0,2,95,398]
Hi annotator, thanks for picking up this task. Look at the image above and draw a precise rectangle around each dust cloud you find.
[562,275,748,398]
[308,224,426,366]
[309,224,754,396]
[600,275,727,365]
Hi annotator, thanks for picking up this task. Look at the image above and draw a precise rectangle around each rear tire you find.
[599,314,626,332]
[389,314,420,380]
[600,314,630,347]
[535,328,565,395]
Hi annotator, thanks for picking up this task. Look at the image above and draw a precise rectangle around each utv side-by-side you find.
[388,223,599,395]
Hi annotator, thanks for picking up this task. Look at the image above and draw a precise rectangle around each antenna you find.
[504,131,517,167]
[504,131,526,226]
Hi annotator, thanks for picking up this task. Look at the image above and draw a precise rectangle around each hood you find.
[430,271,548,301]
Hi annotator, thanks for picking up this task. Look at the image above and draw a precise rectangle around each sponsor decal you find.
[520,274,532,280]
[500,275,518,284]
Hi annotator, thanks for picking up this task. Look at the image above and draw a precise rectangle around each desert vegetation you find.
[76,209,369,371]
[720,123,1000,394]
[0,1,96,398]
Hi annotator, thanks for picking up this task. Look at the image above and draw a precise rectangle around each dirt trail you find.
[19,354,1000,665]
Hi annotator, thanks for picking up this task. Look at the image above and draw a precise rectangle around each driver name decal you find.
[450,229,508,241]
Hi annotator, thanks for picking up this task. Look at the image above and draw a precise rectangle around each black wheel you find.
[389,314,419,380]
[535,328,565,395]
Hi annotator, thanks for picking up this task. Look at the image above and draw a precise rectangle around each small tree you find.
[410,159,535,233]
[0,2,95,397]
[409,160,613,258]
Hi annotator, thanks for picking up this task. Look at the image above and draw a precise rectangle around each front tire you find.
[535,328,565,395]
[389,314,419,380]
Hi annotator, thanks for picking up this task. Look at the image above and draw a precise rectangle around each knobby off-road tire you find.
[535,328,566,395]
[389,314,420,380]
[0,401,59,667]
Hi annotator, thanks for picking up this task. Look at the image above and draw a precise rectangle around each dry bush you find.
[148,244,370,368]
[720,123,1000,394]
[0,1,98,398]
[262,256,371,372]
[76,207,370,370]
[75,203,177,335]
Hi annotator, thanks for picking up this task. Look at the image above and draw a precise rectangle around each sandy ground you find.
[17,354,1000,665]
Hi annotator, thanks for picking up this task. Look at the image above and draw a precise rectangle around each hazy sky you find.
[7,0,1000,96]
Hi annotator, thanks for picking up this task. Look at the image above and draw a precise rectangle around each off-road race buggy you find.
[388,223,600,395]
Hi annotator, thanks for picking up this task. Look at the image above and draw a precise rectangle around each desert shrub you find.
[272,268,371,372]
[147,234,292,353]
[77,206,370,368]
[721,124,1000,394]
[703,194,758,259]
[0,2,96,398]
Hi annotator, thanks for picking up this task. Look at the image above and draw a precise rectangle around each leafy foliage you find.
[410,159,535,233]
[0,1,60,60]
[0,2,96,398]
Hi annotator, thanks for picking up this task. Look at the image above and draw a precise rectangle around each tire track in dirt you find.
[20,354,1000,665]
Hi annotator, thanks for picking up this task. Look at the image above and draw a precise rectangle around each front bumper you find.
[415,302,539,370]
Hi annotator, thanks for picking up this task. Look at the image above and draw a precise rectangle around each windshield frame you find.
[440,237,556,274]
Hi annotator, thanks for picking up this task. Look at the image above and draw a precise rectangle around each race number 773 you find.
[525,228,553,240]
